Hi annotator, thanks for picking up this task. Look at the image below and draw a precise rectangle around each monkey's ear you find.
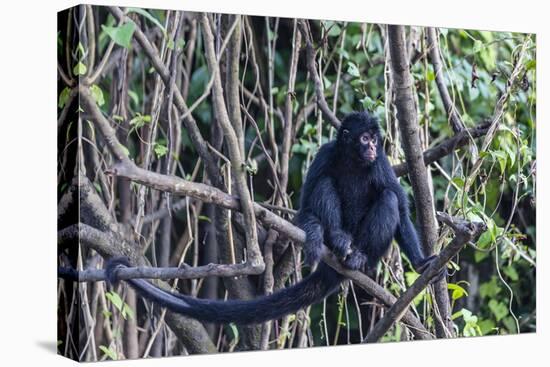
[342,129,349,136]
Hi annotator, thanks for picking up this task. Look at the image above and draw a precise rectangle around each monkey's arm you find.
[296,177,351,264]
[394,189,430,269]
[394,191,446,280]
[394,205,425,270]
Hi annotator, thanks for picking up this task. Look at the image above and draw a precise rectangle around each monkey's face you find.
[358,130,378,163]
[338,112,382,167]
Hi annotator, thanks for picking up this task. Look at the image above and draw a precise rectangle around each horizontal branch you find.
[363,212,486,343]
[393,123,490,177]
[106,160,305,243]
[58,261,258,282]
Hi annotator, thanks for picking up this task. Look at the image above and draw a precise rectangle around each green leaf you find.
[451,177,465,188]
[480,277,501,299]
[448,283,469,301]
[89,84,105,106]
[176,37,186,51]
[153,142,168,158]
[346,62,360,78]
[76,42,86,57]
[167,37,175,50]
[127,8,166,33]
[426,69,435,82]
[503,266,519,281]
[473,39,483,53]
[198,215,212,223]
[461,308,477,323]
[476,229,493,249]
[128,90,139,107]
[488,299,508,321]
[405,271,419,286]
[101,310,112,319]
[226,323,240,350]
[99,345,117,360]
[244,159,258,175]
[474,250,489,263]
[478,319,496,335]
[101,21,136,49]
[122,304,135,320]
[58,87,71,108]
[105,291,123,311]
[73,61,87,76]
[502,316,518,333]
[491,150,507,174]
[129,113,152,129]
[327,23,341,37]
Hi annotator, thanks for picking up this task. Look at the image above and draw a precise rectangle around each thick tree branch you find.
[59,260,259,282]
[364,213,486,343]
[393,123,490,177]
[387,25,452,337]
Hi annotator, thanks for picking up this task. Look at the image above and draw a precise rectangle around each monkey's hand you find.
[414,255,447,284]
[343,249,368,271]
[329,230,353,259]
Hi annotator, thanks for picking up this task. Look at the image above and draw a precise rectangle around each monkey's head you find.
[338,112,382,167]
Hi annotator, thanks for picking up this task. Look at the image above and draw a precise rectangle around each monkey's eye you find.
[360,134,370,145]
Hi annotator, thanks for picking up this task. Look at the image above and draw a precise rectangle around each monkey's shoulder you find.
[305,141,338,177]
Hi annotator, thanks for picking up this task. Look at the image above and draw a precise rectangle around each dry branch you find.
[199,13,263,269]
[387,24,452,336]
[426,27,465,133]
[59,261,259,282]
[393,123,490,177]
[298,20,341,129]
[364,213,486,343]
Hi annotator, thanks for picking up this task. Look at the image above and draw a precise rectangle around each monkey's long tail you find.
[106,257,343,324]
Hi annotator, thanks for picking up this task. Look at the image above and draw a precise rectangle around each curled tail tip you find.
[105,256,131,285]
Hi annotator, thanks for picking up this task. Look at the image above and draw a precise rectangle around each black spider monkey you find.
[107,111,441,325]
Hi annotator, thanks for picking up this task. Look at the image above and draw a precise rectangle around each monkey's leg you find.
[349,189,400,270]
[296,212,325,265]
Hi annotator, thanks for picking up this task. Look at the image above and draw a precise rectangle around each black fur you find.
[105,111,441,325]
[296,112,430,271]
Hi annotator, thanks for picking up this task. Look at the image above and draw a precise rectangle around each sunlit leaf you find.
[101,21,136,49]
